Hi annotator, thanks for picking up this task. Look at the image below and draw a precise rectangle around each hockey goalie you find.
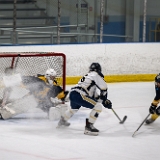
[0,68,69,120]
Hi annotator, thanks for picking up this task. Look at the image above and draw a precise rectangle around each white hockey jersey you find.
[72,71,108,98]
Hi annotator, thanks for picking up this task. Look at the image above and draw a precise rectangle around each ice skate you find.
[57,116,70,128]
[84,118,99,136]
[145,118,155,124]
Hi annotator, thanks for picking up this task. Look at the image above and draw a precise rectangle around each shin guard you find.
[89,102,102,124]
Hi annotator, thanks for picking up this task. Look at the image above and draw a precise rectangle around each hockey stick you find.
[14,54,20,69]
[132,113,150,137]
[111,108,127,124]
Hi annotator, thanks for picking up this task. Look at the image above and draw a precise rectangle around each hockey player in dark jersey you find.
[0,69,68,120]
[146,73,160,124]
[21,75,57,113]
[37,68,69,103]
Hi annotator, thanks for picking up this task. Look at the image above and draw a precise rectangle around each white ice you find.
[0,82,160,160]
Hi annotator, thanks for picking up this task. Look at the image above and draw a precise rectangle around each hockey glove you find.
[149,104,157,114]
[156,106,160,115]
[61,91,69,102]
[50,97,62,105]
[102,99,112,109]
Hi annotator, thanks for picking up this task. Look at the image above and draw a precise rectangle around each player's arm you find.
[51,83,69,101]
[93,74,112,109]
[93,74,108,100]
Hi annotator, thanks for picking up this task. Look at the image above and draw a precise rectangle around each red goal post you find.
[0,52,66,99]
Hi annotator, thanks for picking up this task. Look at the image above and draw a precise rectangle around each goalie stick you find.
[111,108,127,124]
[132,113,150,137]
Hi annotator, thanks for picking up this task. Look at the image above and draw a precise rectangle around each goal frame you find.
[0,52,66,91]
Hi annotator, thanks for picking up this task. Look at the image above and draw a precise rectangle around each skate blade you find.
[84,130,99,136]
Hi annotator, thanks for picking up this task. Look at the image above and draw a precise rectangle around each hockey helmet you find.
[89,62,102,73]
[45,68,57,79]
[155,73,160,83]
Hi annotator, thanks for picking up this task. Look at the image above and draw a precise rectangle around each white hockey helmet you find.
[45,68,57,80]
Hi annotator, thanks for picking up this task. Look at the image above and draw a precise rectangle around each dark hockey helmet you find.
[89,62,104,78]
[155,73,160,83]
[89,62,102,73]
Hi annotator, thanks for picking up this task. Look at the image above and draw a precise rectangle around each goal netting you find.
[0,52,66,99]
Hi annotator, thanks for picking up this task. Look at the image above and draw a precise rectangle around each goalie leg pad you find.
[49,104,68,121]
[49,107,61,121]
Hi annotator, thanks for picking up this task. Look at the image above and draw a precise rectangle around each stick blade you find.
[132,131,137,137]
[119,115,127,124]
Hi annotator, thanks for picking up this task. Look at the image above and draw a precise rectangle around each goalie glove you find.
[50,97,62,105]
[102,99,112,109]
[61,91,69,102]
[149,103,157,114]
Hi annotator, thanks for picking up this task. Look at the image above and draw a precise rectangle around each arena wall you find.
[0,43,160,84]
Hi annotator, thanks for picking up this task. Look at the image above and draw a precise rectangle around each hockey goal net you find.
[0,52,66,99]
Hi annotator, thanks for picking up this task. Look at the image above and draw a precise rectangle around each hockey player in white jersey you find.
[57,62,112,136]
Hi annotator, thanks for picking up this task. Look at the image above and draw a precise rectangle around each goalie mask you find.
[89,62,104,78]
[45,68,57,84]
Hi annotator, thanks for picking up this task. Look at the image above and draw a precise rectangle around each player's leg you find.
[84,101,103,136]
[57,91,81,127]
[62,90,102,135]
[57,103,79,127]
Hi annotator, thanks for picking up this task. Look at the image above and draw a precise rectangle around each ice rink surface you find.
[0,82,160,160]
